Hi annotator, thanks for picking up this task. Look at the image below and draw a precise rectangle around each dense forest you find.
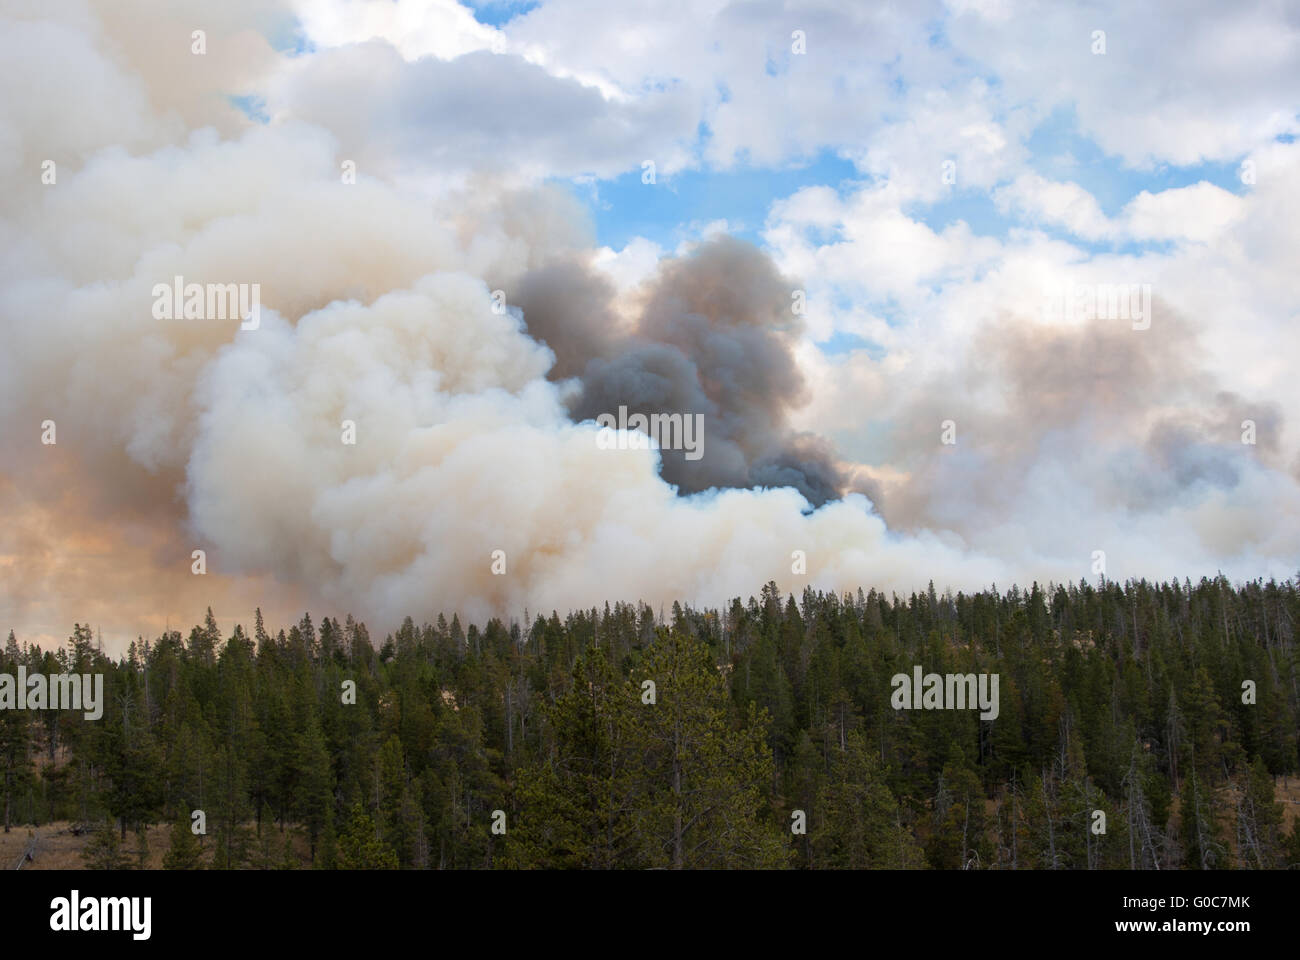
[2,576,1299,870]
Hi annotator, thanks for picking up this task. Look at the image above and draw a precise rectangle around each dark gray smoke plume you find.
[512,236,847,506]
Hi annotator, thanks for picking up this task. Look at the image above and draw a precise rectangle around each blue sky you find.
[554,151,861,250]
[563,102,1256,261]
[466,0,540,27]
[258,1,1286,281]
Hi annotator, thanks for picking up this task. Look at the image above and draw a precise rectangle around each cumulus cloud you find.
[269,40,699,181]
[993,175,1246,244]
[290,0,505,60]
[944,0,1300,167]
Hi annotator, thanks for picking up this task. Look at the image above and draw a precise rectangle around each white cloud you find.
[993,176,1246,245]
[945,0,1300,166]
[993,174,1112,241]
[268,40,699,181]
[1123,182,1245,243]
[290,0,505,58]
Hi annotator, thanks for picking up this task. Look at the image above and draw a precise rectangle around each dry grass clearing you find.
[0,820,311,870]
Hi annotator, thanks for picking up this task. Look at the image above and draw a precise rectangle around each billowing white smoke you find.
[5,1,1297,650]
[185,273,1005,627]
[0,1,1009,642]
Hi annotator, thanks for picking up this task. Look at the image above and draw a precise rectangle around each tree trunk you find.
[672,716,683,869]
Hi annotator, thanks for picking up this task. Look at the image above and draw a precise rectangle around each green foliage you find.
[506,632,787,869]
[163,814,203,870]
[2,575,1296,869]
[337,803,399,870]
[82,820,130,870]
[812,731,922,868]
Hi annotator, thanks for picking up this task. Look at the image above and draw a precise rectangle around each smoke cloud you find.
[0,1,995,648]
[512,236,848,506]
[3,0,1298,653]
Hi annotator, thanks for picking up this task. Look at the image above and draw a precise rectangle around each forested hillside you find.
[3,576,1299,870]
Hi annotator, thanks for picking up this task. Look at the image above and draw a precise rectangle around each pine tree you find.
[278,828,297,870]
[813,730,921,868]
[631,629,788,869]
[83,821,130,869]
[1179,765,1224,869]
[506,643,640,869]
[22,576,1300,872]
[211,742,252,869]
[0,692,32,833]
[163,813,203,869]
[133,825,150,869]
[294,714,333,862]
[926,748,991,869]
[337,803,398,869]
[315,811,338,870]
[1235,756,1284,868]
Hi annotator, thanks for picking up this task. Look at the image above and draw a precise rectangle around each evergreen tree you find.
[7,576,1297,872]
[631,629,788,869]
[337,803,398,869]
[0,691,32,833]
[163,813,203,869]
[293,714,333,862]
[83,821,130,869]
[813,731,921,868]
[506,643,640,869]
